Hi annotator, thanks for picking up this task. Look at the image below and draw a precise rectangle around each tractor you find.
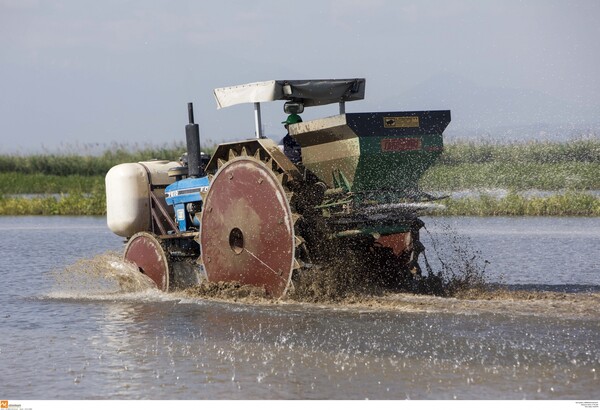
[106,79,450,298]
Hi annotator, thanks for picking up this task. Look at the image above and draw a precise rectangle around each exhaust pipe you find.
[185,102,204,178]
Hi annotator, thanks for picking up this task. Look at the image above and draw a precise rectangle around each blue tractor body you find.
[165,176,210,232]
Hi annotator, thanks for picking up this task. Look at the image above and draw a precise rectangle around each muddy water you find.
[1,216,599,399]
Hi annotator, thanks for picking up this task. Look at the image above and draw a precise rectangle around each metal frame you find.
[253,102,263,138]
[149,186,179,235]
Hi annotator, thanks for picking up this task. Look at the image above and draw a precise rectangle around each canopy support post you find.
[254,102,263,139]
[339,101,346,115]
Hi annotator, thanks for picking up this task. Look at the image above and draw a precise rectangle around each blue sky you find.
[1,0,599,152]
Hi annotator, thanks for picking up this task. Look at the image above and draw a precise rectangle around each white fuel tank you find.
[106,160,179,237]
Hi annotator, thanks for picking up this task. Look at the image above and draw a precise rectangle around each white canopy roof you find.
[213,79,366,109]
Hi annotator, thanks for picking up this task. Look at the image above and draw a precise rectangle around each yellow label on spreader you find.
[383,116,419,128]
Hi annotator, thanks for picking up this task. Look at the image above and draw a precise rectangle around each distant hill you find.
[382,73,600,141]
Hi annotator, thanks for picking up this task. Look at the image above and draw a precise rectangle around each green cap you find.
[282,114,303,125]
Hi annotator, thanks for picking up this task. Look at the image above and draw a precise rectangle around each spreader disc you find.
[200,157,295,298]
[124,232,170,291]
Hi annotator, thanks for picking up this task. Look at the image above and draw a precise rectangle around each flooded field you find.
[1,216,599,399]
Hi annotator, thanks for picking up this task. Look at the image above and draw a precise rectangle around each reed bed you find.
[3,191,596,216]
[0,142,191,176]
[421,162,600,191]
[0,189,105,216]
[429,191,600,217]
[0,138,598,216]
[0,173,104,194]
[439,138,600,165]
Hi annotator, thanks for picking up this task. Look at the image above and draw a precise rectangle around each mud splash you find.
[180,280,600,320]
[179,221,600,320]
[184,281,267,302]
[421,220,490,288]
[49,251,156,296]
[48,250,600,321]
[364,289,600,320]
[287,223,491,302]
[181,273,600,321]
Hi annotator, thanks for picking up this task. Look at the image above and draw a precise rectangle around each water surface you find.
[1,216,598,399]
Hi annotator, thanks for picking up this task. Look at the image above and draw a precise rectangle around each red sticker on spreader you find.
[381,138,421,152]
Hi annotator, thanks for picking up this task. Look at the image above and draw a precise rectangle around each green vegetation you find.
[419,139,600,215]
[430,191,600,217]
[0,173,104,194]
[0,143,189,176]
[0,143,182,215]
[0,187,105,216]
[0,139,598,216]
[437,139,600,165]
[421,162,600,191]
[421,139,600,191]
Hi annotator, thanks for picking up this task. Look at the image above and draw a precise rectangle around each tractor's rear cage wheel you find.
[200,145,309,298]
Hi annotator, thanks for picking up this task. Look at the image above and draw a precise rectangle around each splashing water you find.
[49,251,157,297]
[44,238,599,320]
[419,219,492,296]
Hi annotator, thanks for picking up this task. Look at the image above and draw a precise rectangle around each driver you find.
[282,114,303,164]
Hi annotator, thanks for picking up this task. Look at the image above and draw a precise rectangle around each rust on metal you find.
[124,232,170,291]
[205,139,301,181]
[375,232,412,256]
[200,156,295,298]
[149,189,179,235]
